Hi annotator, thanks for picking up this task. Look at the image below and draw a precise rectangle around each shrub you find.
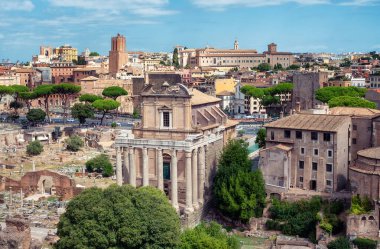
[353,237,377,249]
[327,237,350,249]
[111,122,117,128]
[65,135,84,152]
[26,140,43,156]
[320,221,333,234]
[351,195,374,215]
[85,154,113,177]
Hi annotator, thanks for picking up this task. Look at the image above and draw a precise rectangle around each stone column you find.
[192,148,199,209]
[116,147,122,186]
[157,148,164,191]
[171,149,179,211]
[129,147,136,187]
[123,148,129,184]
[142,147,149,186]
[185,151,193,213]
[198,146,205,205]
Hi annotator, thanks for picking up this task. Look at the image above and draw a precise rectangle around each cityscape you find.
[1,1,380,249]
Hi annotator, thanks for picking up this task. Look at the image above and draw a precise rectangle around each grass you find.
[235,235,268,249]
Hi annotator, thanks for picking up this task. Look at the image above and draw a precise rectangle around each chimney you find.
[295,102,301,113]
[280,111,284,119]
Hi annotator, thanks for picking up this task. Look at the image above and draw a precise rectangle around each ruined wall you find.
[346,210,379,239]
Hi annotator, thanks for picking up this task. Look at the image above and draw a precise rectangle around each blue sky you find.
[0,0,379,61]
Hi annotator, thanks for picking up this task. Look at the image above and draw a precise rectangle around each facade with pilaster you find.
[114,82,237,227]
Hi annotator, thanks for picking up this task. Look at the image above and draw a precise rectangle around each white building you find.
[351,77,366,88]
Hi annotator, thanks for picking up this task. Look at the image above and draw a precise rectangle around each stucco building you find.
[114,82,237,226]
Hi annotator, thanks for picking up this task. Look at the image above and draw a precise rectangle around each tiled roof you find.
[191,88,221,106]
[264,114,350,132]
[357,147,380,160]
[329,107,380,116]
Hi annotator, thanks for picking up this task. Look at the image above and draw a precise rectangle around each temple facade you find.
[114,82,236,226]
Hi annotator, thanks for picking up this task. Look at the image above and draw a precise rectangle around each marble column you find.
[142,147,149,186]
[157,148,164,191]
[171,149,179,211]
[123,148,129,184]
[185,151,193,213]
[198,145,205,205]
[129,147,136,187]
[116,147,122,186]
[192,148,199,209]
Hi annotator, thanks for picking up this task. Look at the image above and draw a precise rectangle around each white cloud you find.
[0,1,34,11]
[47,0,177,16]
[192,0,330,9]
[339,0,379,5]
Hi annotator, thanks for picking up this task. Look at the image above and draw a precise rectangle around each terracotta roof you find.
[191,88,221,106]
[216,90,234,96]
[329,107,380,116]
[264,114,350,132]
[14,68,35,73]
[261,144,293,152]
[357,147,380,160]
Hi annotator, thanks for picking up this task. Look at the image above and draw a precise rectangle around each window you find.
[326,164,333,172]
[163,112,170,127]
[271,131,274,140]
[284,130,291,138]
[296,130,302,139]
[311,132,318,141]
[299,160,304,169]
[327,150,333,158]
[353,125,357,130]
[352,138,357,144]
[314,149,319,156]
[312,162,318,171]
[323,133,331,141]
[299,177,304,183]
[326,180,332,186]
[300,147,305,155]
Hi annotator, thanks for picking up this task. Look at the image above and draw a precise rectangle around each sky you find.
[0,0,379,61]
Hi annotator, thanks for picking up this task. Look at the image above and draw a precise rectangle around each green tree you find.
[257,63,271,72]
[10,85,29,110]
[89,52,100,56]
[71,103,94,124]
[327,237,350,249]
[0,85,14,102]
[56,185,180,249]
[33,85,54,122]
[79,94,103,103]
[180,222,239,249]
[65,135,84,152]
[340,58,352,68]
[255,128,266,148]
[26,140,43,156]
[315,86,366,103]
[102,86,128,100]
[85,154,113,177]
[92,99,120,125]
[287,64,300,70]
[274,63,283,70]
[353,237,377,249]
[172,47,179,68]
[52,83,81,123]
[213,139,266,222]
[328,96,376,109]
[26,108,46,125]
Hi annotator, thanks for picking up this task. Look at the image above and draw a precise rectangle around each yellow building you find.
[53,45,78,62]
[215,78,236,95]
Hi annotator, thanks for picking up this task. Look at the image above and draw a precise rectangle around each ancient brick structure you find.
[0,170,81,200]
[0,215,42,249]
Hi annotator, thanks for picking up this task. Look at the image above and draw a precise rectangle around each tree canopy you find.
[33,85,54,121]
[213,139,266,222]
[26,109,46,125]
[0,85,14,101]
[79,94,103,103]
[241,85,264,99]
[257,63,271,72]
[85,154,113,177]
[315,86,366,103]
[255,128,266,148]
[89,51,100,56]
[26,140,44,156]
[52,83,81,122]
[180,222,239,249]
[102,86,128,100]
[328,96,376,109]
[56,185,180,249]
[71,103,94,124]
[65,135,84,152]
[327,237,350,249]
[172,48,179,68]
[92,99,121,125]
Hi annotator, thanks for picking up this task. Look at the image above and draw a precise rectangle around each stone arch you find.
[38,176,54,195]
[369,216,375,220]
[361,216,367,221]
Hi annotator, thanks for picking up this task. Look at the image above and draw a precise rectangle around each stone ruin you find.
[0,215,42,249]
